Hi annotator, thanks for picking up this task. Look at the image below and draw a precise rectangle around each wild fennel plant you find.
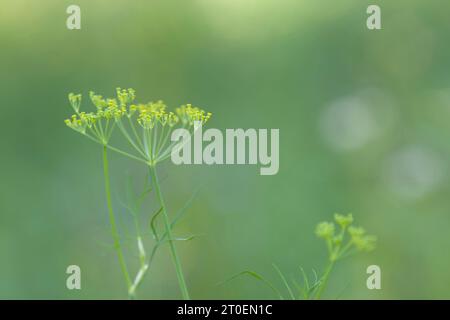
[225,214,376,299]
[313,213,376,299]
[65,88,211,299]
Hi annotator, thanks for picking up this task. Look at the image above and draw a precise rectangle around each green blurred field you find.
[1,0,450,299]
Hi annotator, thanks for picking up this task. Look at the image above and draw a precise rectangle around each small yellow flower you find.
[89,91,107,110]
[167,112,179,127]
[68,93,82,113]
[116,87,136,107]
[176,104,212,126]
[65,114,87,134]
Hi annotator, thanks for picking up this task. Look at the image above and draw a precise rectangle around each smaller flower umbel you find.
[314,213,376,299]
[222,213,376,300]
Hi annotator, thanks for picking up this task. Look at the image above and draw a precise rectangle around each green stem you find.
[116,120,147,159]
[152,123,159,159]
[102,146,132,294]
[155,124,190,162]
[128,116,145,151]
[148,164,190,300]
[315,260,335,299]
[155,125,171,157]
[106,145,148,164]
[83,132,147,164]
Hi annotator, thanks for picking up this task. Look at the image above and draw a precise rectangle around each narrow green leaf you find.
[273,264,296,300]
[150,207,163,241]
[292,279,307,300]
[299,267,310,292]
[218,270,284,300]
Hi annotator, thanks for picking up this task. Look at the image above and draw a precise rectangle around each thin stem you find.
[83,132,103,144]
[82,131,146,164]
[98,118,106,139]
[106,145,148,164]
[144,128,153,161]
[314,260,335,299]
[90,123,103,140]
[155,125,171,157]
[102,146,132,294]
[116,120,148,159]
[129,263,149,299]
[148,165,190,300]
[104,119,110,138]
[128,116,145,151]
[152,123,159,159]
[337,241,353,259]
[106,144,147,163]
[106,121,116,141]
[155,124,191,162]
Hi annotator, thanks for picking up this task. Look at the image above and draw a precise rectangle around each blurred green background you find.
[1,0,450,299]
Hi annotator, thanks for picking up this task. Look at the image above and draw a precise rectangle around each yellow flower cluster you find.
[64,112,97,134]
[136,102,211,129]
[88,91,127,120]
[348,226,377,251]
[65,88,212,133]
[315,222,335,239]
[315,213,376,260]
[136,101,178,129]
[68,93,82,113]
[116,88,136,108]
[176,104,212,125]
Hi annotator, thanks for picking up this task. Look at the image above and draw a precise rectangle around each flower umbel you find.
[68,93,82,113]
[64,88,212,164]
[224,213,377,300]
[315,222,335,240]
[316,213,376,262]
[312,213,376,299]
